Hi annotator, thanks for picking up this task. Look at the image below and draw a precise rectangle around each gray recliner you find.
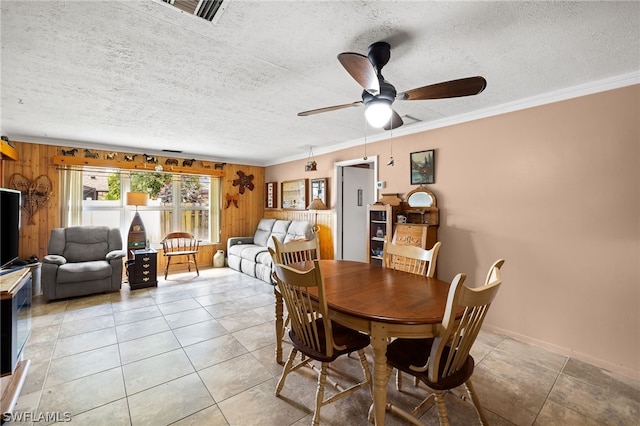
[42,226,126,301]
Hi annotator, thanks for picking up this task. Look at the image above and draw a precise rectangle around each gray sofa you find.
[227,218,315,283]
[42,226,126,301]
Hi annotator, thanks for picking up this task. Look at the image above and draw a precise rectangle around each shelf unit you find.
[366,204,398,265]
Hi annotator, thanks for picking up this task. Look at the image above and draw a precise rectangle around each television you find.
[0,187,21,270]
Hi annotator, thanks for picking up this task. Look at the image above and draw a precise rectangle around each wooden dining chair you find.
[484,258,505,286]
[269,236,320,364]
[383,265,504,426]
[383,240,442,278]
[384,240,442,389]
[161,232,200,279]
[272,260,372,426]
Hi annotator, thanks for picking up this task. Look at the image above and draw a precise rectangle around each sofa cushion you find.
[62,226,111,262]
[256,250,273,268]
[253,219,277,247]
[238,245,268,262]
[284,220,315,242]
[57,260,112,283]
[64,241,109,263]
[267,220,292,250]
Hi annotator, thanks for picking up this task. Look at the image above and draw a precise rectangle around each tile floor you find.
[9,267,640,425]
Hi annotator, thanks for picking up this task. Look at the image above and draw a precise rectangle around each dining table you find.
[273,259,456,425]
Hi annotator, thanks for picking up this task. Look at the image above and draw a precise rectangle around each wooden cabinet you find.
[128,249,157,289]
[1,268,31,418]
[392,223,437,250]
[367,204,398,265]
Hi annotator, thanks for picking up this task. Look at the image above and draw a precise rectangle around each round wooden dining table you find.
[273,259,455,425]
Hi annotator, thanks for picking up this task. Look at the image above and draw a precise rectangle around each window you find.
[79,168,220,244]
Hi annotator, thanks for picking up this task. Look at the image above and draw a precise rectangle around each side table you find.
[128,249,158,290]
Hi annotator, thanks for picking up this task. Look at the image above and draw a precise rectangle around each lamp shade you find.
[126,192,148,207]
[307,198,328,211]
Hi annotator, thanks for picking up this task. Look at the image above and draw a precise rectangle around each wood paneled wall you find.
[1,141,267,270]
[264,209,334,259]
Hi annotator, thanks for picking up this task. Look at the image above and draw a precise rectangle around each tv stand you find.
[1,268,32,420]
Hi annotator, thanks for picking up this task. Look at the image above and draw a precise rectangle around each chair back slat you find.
[271,237,320,265]
[162,232,200,254]
[273,260,334,357]
[427,272,502,383]
[383,241,441,277]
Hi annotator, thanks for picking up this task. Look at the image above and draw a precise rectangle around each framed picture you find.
[281,179,308,210]
[309,177,328,208]
[265,182,277,208]
[410,149,435,185]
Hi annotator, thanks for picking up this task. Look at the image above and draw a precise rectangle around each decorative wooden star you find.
[232,171,255,194]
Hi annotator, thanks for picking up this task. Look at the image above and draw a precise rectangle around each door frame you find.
[333,156,378,259]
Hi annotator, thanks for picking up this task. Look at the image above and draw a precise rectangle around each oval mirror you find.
[407,191,433,208]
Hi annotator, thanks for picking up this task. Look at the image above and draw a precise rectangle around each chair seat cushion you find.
[57,260,112,284]
[387,338,475,390]
[289,318,370,363]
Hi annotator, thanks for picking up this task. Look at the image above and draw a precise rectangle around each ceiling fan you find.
[298,41,487,130]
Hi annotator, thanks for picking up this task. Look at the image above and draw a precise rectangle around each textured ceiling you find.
[1,1,639,166]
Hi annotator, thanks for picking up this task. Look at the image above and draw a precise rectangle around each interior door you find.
[335,157,377,262]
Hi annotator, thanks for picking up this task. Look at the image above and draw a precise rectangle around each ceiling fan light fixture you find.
[365,98,392,128]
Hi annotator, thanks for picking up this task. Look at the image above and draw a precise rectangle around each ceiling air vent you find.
[161,0,225,23]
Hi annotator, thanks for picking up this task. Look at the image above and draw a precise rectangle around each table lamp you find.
[307,197,328,233]
[126,192,148,258]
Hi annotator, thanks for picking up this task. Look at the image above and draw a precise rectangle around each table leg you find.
[274,289,284,364]
[370,322,390,425]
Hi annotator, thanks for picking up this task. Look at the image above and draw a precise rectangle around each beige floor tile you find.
[183,334,248,370]
[534,398,602,426]
[172,319,228,347]
[217,310,269,333]
[122,348,194,395]
[232,321,277,352]
[62,303,113,323]
[46,344,121,388]
[217,378,308,426]
[38,367,126,417]
[172,404,229,425]
[164,307,214,329]
[57,398,130,426]
[471,347,560,424]
[127,373,214,426]
[58,314,115,338]
[547,373,640,425]
[198,352,274,402]
[112,304,162,326]
[116,315,170,342]
[156,298,202,315]
[118,330,181,364]
[52,327,117,359]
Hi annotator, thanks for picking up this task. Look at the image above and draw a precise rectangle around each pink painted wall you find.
[266,85,640,379]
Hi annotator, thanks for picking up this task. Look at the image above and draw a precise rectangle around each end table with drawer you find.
[128,248,158,289]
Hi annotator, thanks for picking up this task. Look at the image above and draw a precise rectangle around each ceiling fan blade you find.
[400,76,487,100]
[383,110,404,131]
[297,101,363,116]
[337,53,380,93]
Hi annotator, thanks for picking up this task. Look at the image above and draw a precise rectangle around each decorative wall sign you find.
[232,171,255,194]
[410,149,435,185]
[265,182,277,208]
[9,173,53,225]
